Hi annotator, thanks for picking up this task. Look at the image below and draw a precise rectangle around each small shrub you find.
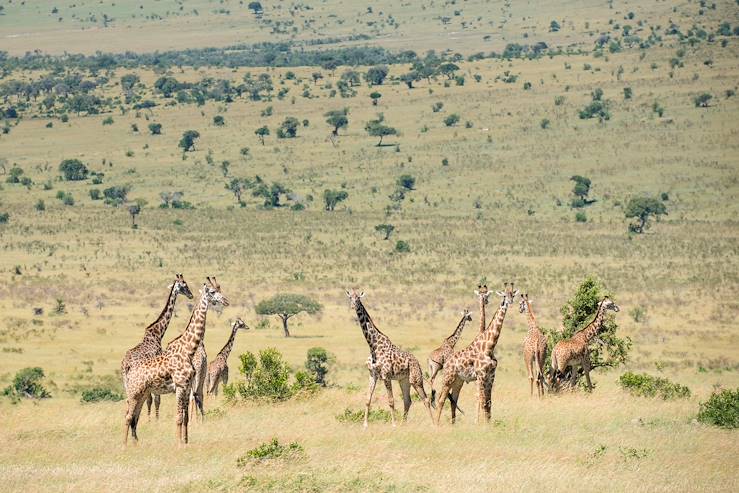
[2,367,51,401]
[443,113,460,127]
[575,211,587,222]
[619,372,691,400]
[629,306,648,323]
[102,116,114,125]
[148,123,162,135]
[623,87,633,99]
[224,348,317,402]
[335,408,391,423]
[35,200,45,211]
[697,388,739,429]
[213,115,225,126]
[540,118,550,129]
[80,387,123,403]
[305,347,334,386]
[0,212,9,224]
[59,159,88,181]
[693,93,712,107]
[237,438,305,466]
[395,240,411,253]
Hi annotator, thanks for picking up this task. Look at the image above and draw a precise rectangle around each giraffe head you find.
[345,289,365,310]
[172,273,194,299]
[599,296,620,313]
[474,285,491,306]
[518,292,531,314]
[232,317,249,331]
[461,309,473,322]
[203,276,229,307]
[495,282,519,308]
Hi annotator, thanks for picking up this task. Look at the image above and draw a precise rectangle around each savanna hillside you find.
[0,0,738,491]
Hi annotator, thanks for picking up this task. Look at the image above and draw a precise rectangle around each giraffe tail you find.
[446,393,465,415]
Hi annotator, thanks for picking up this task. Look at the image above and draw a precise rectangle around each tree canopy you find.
[625,196,667,233]
[255,294,322,337]
[59,159,88,181]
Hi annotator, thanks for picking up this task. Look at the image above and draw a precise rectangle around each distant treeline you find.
[0,39,570,73]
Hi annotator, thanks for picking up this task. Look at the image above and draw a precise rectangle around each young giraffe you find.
[123,277,228,445]
[434,283,519,425]
[346,289,434,428]
[427,309,472,404]
[120,274,193,420]
[206,318,249,396]
[550,297,620,392]
[520,292,548,398]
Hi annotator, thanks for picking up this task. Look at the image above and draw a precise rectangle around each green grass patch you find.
[237,438,306,466]
[619,372,690,400]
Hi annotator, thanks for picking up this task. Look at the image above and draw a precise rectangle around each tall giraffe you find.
[123,277,228,445]
[120,274,193,419]
[427,309,472,404]
[206,318,249,396]
[520,292,547,398]
[475,285,491,334]
[550,297,619,392]
[188,340,208,421]
[346,289,433,428]
[434,282,519,425]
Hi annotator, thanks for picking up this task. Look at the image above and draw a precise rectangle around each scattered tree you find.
[59,159,88,181]
[365,65,389,85]
[397,174,416,190]
[323,189,348,211]
[247,1,263,14]
[438,62,460,79]
[693,93,713,107]
[255,125,270,144]
[365,115,398,146]
[444,113,460,127]
[148,123,162,135]
[325,108,349,135]
[255,294,322,337]
[369,91,382,106]
[179,130,200,152]
[625,196,667,233]
[375,223,395,240]
[305,347,334,386]
[128,199,146,228]
[277,117,299,138]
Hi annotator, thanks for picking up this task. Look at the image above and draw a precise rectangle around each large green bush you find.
[619,372,691,400]
[697,388,739,429]
[305,347,334,386]
[80,387,124,403]
[2,367,51,402]
[223,348,317,402]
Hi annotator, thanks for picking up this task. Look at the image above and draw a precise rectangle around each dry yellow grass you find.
[1,0,739,491]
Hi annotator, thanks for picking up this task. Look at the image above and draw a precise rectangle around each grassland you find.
[1,0,739,491]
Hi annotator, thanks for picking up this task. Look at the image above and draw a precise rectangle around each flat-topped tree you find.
[255,125,269,145]
[626,196,667,233]
[365,114,397,146]
[179,130,200,152]
[255,294,322,337]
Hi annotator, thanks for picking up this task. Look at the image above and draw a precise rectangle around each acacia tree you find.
[438,62,460,79]
[325,108,349,135]
[128,199,146,228]
[59,159,88,181]
[625,196,667,233]
[570,175,592,207]
[375,223,395,240]
[365,114,398,146]
[255,294,322,337]
[248,1,263,14]
[369,91,382,106]
[365,65,389,86]
[255,125,269,144]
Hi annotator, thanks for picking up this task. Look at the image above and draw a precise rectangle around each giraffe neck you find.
[177,289,210,359]
[482,302,509,355]
[578,304,607,342]
[217,326,239,360]
[478,296,487,333]
[353,300,383,357]
[525,300,540,334]
[446,314,470,348]
[144,283,179,342]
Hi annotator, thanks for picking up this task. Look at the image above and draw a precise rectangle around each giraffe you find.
[550,297,620,392]
[427,309,472,405]
[345,289,434,428]
[520,292,548,398]
[475,284,492,334]
[123,277,228,445]
[434,282,519,425]
[205,318,249,396]
[120,274,193,420]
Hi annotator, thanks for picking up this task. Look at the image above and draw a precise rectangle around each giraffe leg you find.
[411,375,435,423]
[399,378,412,421]
[582,356,593,392]
[220,367,229,395]
[145,393,153,420]
[527,361,534,398]
[434,380,452,425]
[483,375,495,422]
[428,362,440,405]
[124,392,146,445]
[476,378,487,424]
[450,380,463,425]
[175,386,189,445]
[384,379,397,427]
[363,374,378,429]
[154,393,161,420]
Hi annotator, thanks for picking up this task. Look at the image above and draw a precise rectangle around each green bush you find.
[2,367,51,401]
[335,408,391,423]
[305,347,334,386]
[237,438,305,466]
[59,159,88,181]
[395,240,411,253]
[619,372,691,400]
[224,348,317,402]
[697,388,739,429]
[579,100,611,120]
[575,211,587,222]
[80,387,124,403]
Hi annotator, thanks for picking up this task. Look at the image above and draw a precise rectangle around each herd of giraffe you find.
[120,275,619,445]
